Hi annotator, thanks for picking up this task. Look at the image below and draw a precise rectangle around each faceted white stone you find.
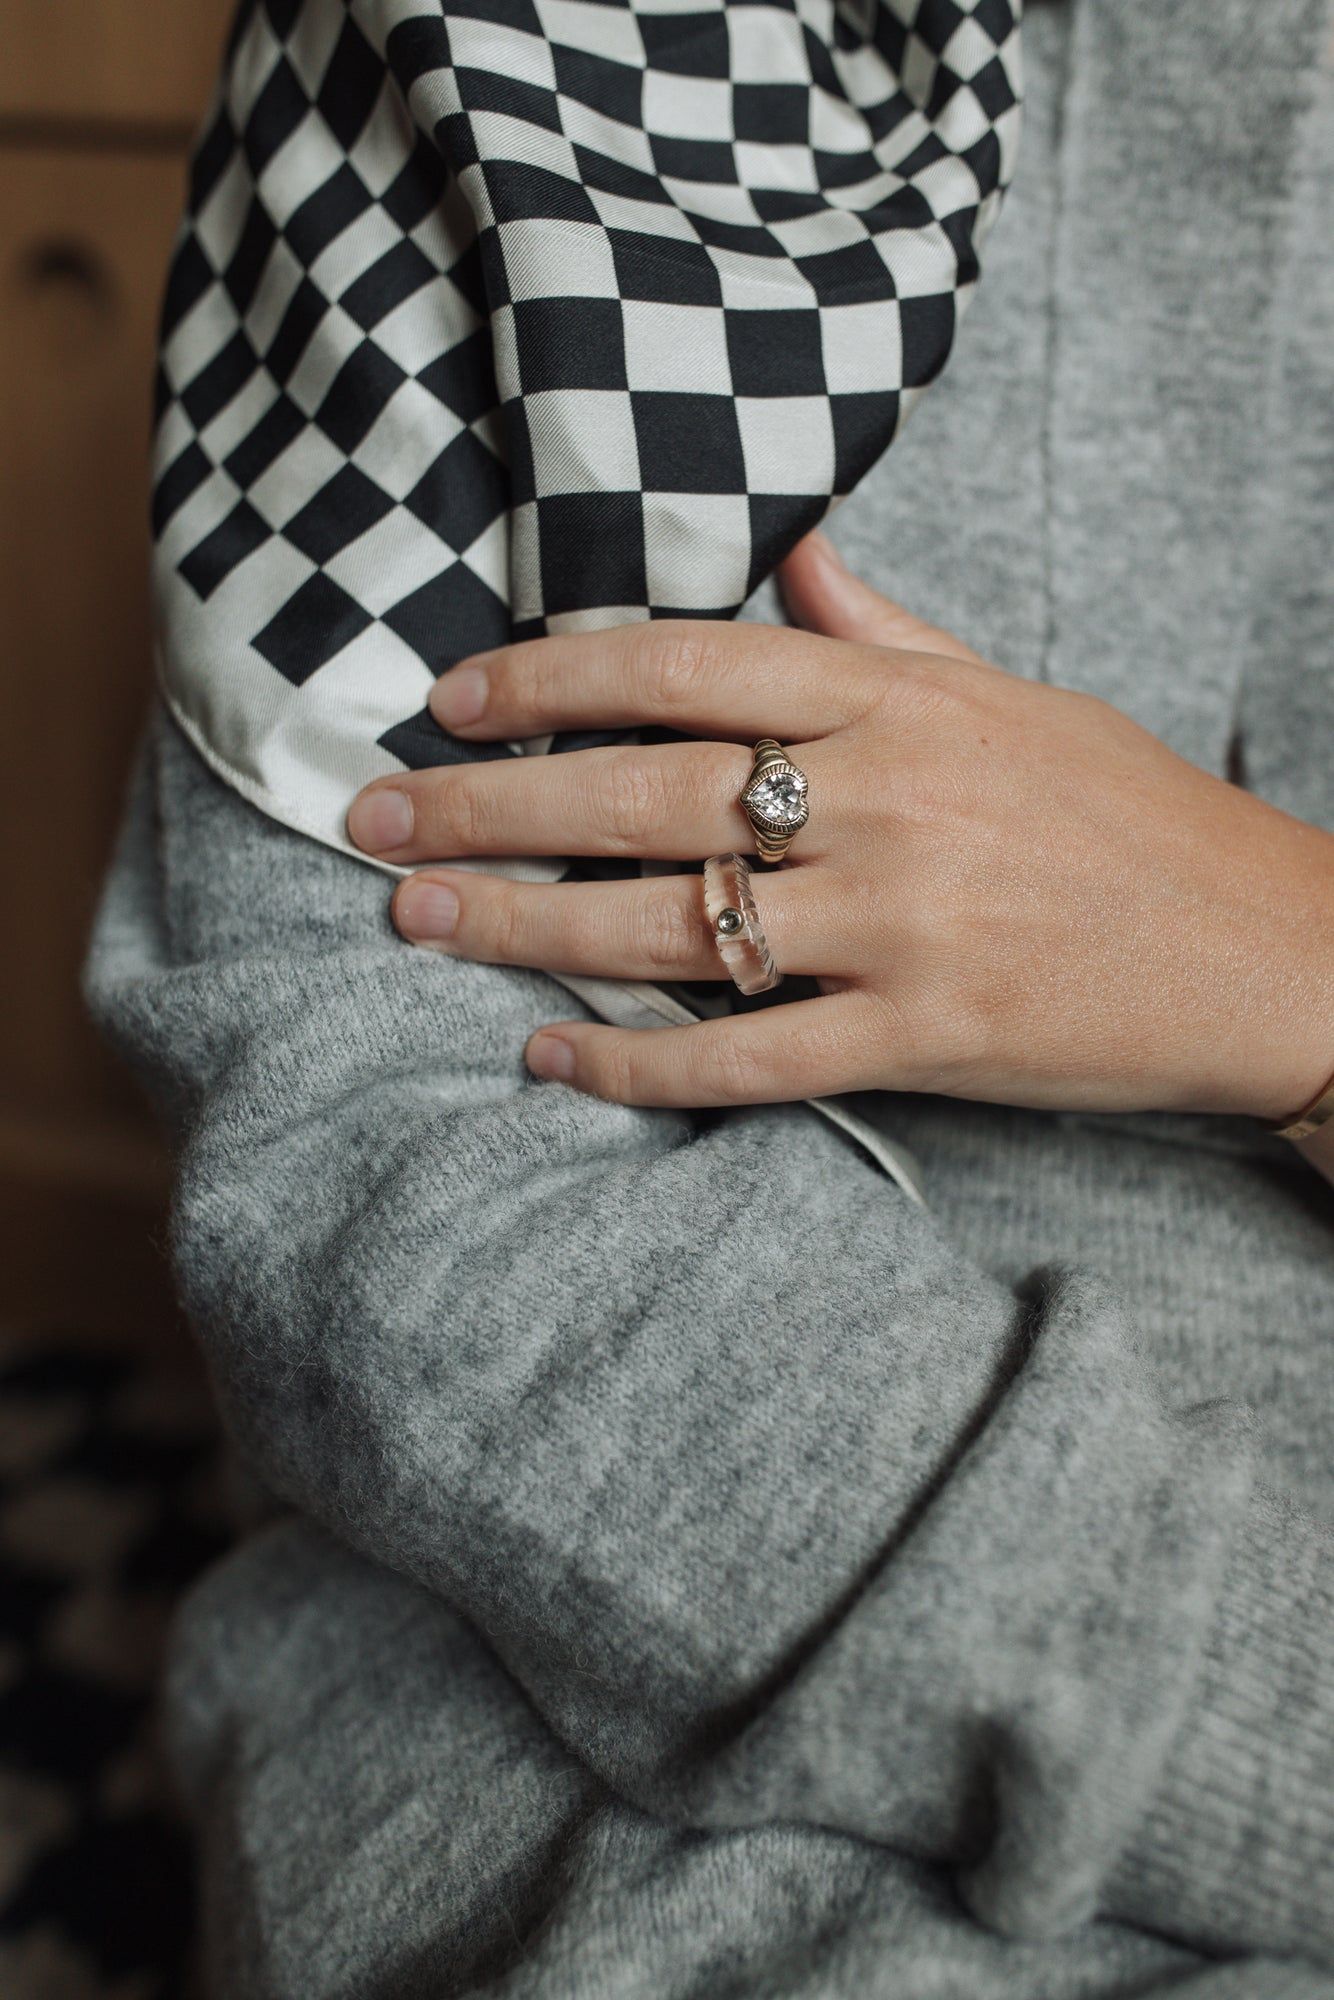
[747,768,807,826]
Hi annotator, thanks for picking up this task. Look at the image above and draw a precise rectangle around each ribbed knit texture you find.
[1107,1492,1334,1964]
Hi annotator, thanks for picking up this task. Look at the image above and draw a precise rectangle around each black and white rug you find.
[0,1331,228,1999]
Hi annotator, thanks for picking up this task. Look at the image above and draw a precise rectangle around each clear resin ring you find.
[703,852,782,996]
[740,738,809,863]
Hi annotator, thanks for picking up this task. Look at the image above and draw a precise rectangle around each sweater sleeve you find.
[87,706,1334,1967]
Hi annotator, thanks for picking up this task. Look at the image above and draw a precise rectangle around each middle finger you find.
[392,866,845,980]
[348,740,820,865]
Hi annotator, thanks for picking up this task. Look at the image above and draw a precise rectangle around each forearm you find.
[88,707,1334,1965]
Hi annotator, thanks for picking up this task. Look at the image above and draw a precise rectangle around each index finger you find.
[427,619,880,746]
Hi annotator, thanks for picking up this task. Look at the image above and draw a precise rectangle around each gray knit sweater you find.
[87,3,1334,1994]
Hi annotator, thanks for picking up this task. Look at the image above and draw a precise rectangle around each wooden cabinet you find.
[0,6,233,1337]
[0,2,230,128]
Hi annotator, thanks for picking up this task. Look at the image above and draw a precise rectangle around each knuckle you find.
[638,886,700,972]
[432,774,492,852]
[875,959,993,1093]
[876,709,975,832]
[893,653,969,726]
[697,1034,767,1105]
[893,764,965,833]
[488,886,531,963]
[927,1000,998,1094]
[593,1035,641,1103]
[864,986,941,1091]
[518,643,564,725]
[599,753,669,849]
[640,622,714,715]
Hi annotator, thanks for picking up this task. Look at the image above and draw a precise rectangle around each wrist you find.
[1224,812,1334,1124]
[1222,967,1334,1128]
[1247,1044,1334,1129]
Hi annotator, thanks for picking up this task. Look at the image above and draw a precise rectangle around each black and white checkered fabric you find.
[153,0,1021,856]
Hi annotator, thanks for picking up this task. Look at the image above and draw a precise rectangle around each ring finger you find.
[392,867,847,982]
[348,739,828,866]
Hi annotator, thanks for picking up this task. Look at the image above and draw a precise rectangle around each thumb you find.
[779,531,983,664]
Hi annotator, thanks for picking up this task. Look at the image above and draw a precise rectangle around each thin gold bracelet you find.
[1272,1067,1334,1142]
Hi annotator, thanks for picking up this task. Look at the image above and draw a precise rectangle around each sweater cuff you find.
[1107,1487,1334,1965]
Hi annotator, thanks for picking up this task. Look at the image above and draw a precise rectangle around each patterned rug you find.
[0,1332,228,1999]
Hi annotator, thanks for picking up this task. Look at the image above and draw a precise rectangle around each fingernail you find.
[347,788,413,852]
[431,664,488,730]
[396,879,459,942]
[527,1033,576,1081]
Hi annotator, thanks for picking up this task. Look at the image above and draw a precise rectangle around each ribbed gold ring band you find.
[739,739,810,865]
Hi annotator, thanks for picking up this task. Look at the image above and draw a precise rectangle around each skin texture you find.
[347,532,1334,1138]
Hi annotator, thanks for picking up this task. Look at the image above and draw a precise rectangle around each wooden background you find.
[0,2,233,1340]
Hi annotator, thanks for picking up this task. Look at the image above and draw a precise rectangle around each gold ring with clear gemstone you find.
[739,739,809,863]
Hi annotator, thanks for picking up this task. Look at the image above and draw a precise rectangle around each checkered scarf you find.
[152,0,1021,863]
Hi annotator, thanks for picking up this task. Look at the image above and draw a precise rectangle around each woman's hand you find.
[347,532,1334,1121]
